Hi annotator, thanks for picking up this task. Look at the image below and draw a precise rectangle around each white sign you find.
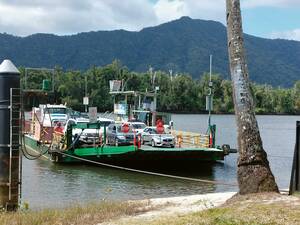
[88,107,97,123]
[114,104,127,115]
[83,97,89,105]
[109,80,122,92]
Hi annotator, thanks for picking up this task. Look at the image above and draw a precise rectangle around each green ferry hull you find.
[24,135,225,165]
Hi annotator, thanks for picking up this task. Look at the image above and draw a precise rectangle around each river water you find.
[21,114,299,209]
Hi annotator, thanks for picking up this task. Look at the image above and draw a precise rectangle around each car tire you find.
[171,145,175,148]
[151,140,155,147]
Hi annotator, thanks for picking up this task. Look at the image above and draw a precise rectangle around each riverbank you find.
[103,192,300,225]
[1,192,299,225]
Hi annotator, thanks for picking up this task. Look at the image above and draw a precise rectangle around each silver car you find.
[141,127,175,148]
[106,123,135,146]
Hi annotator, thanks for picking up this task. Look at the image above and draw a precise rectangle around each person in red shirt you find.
[54,122,64,135]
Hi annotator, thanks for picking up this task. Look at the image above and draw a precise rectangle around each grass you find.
[125,193,300,225]
[145,204,300,225]
[0,200,150,225]
[1,193,300,225]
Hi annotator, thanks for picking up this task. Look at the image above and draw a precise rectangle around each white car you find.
[141,127,175,148]
[129,121,147,134]
[64,118,101,144]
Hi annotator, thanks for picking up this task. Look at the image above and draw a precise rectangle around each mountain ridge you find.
[0,16,299,87]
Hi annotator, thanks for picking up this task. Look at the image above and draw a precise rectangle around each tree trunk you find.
[226,0,279,194]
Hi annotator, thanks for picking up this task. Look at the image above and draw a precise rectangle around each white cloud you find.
[154,0,224,24]
[270,29,300,41]
[0,0,157,36]
[0,0,299,36]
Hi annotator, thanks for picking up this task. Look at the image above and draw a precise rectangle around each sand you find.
[100,192,236,225]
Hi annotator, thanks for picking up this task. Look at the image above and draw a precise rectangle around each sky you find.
[0,0,299,41]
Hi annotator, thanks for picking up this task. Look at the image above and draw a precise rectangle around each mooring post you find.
[297,121,300,191]
[0,59,20,210]
[290,121,300,194]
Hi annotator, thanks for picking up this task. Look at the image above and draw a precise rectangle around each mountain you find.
[0,16,299,87]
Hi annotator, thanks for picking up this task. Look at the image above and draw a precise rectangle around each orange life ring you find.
[121,123,130,133]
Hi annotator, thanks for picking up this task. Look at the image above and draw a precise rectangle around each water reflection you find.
[22,114,298,209]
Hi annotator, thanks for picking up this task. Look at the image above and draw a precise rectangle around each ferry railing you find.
[171,130,210,148]
[289,121,300,195]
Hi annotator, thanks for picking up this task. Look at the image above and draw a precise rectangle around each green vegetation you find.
[21,61,300,114]
[3,194,298,225]
[139,204,300,225]
[126,194,300,225]
[0,201,149,225]
[1,17,300,87]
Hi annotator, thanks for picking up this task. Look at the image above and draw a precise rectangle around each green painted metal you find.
[72,122,102,130]
[24,134,225,163]
[74,145,136,156]
[42,79,51,91]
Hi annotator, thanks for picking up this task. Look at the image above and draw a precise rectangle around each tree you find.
[293,81,300,113]
[226,0,279,194]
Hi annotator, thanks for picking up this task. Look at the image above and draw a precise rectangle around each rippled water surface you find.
[22,114,299,209]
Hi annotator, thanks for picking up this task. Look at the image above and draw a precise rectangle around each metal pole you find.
[296,121,300,191]
[0,60,20,211]
[152,88,157,126]
[85,75,87,113]
[208,55,213,128]
[289,121,300,195]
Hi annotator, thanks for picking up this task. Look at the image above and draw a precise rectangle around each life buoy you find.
[121,123,130,133]
[156,119,164,134]
[209,132,213,147]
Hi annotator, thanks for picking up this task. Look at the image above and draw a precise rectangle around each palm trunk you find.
[226,0,279,194]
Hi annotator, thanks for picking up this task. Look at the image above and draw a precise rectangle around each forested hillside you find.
[1,16,300,87]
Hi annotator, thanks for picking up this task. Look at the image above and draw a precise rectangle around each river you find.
[21,114,299,209]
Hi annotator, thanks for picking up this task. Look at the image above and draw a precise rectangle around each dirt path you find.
[100,192,236,225]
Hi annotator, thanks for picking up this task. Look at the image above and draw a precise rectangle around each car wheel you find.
[171,145,175,148]
[151,140,155,147]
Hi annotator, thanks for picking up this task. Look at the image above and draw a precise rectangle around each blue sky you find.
[242,6,300,40]
[0,0,299,41]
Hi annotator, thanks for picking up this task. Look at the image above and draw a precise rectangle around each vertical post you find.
[290,121,300,194]
[0,59,20,211]
[103,125,106,145]
[85,75,87,113]
[297,121,300,191]
[138,95,141,109]
[208,55,213,128]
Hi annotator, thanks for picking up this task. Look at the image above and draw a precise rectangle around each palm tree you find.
[226,0,279,194]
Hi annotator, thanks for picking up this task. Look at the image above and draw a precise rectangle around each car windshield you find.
[150,129,167,134]
[149,129,158,134]
[46,108,67,114]
[132,123,146,129]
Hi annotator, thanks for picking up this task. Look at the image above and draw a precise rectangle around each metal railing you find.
[171,130,210,148]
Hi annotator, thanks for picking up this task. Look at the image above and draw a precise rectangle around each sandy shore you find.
[101,192,236,225]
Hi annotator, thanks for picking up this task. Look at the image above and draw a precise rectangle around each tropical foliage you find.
[21,61,300,114]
